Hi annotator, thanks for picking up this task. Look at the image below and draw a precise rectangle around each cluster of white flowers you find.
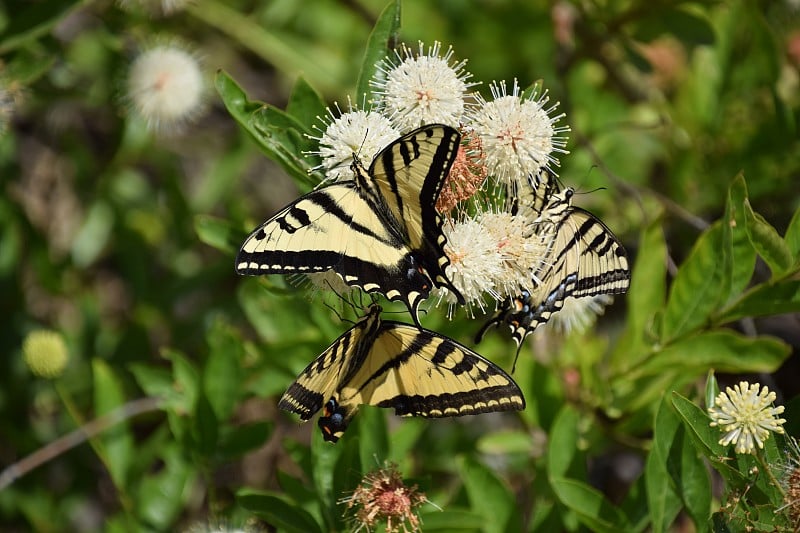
[307,41,600,325]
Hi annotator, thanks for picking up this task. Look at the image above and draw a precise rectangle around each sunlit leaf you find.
[550,477,631,533]
[93,359,133,488]
[661,222,727,342]
[459,456,521,533]
[238,490,323,533]
[743,200,793,277]
[356,0,401,103]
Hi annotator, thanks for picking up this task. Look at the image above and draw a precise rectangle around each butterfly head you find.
[318,397,350,443]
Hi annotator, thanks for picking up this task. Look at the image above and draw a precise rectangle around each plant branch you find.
[0,397,163,491]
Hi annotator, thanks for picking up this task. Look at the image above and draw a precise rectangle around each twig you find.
[0,396,163,491]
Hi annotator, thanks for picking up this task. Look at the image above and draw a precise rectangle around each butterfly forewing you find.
[369,125,464,301]
[237,125,465,325]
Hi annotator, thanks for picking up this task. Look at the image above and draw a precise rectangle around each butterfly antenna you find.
[323,280,359,320]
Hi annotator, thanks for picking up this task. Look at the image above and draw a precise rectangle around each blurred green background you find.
[1,0,799,531]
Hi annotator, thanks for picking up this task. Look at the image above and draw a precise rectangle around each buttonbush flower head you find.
[468,79,569,191]
[309,101,400,182]
[371,41,476,132]
[341,462,430,533]
[23,330,69,379]
[126,43,206,132]
[436,128,488,213]
[708,381,786,454]
[439,206,551,316]
[545,294,613,335]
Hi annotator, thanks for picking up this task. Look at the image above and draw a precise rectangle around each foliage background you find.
[1,0,799,531]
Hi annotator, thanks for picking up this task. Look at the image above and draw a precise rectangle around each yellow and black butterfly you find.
[279,304,525,442]
[236,125,465,327]
[477,176,630,365]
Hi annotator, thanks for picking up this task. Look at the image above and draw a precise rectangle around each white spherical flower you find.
[438,206,550,316]
[545,294,613,335]
[469,79,569,190]
[371,41,475,132]
[127,45,205,132]
[440,215,505,313]
[308,103,400,183]
[708,381,786,455]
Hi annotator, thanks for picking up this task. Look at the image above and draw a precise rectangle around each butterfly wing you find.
[236,183,435,321]
[315,319,524,442]
[368,124,465,303]
[477,193,630,347]
[278,306,382,421]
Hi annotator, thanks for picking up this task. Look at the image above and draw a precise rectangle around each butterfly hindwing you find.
[279,305,525,442]
[237,125,464,325]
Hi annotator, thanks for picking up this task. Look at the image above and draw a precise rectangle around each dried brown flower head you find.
[436,129,487,213]
[341,463,430,533]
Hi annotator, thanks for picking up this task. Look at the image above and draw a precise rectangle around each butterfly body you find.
[237,125,464,326]
[279,304,525,442]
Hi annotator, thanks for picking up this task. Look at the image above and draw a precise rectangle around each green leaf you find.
[357,406,389,469]
[724,175,756,299]
[92,359,133,488]
[0,0,76,54]
[715,279,800,324]
[661,222,727,342]
[743,200,793,277]
[238,491,323,533]
[286,76,327,132]
[356,0,401,103]
[632,8,714,46]
[459,456,520,533]
[612,220,666,368]
[215,71,316,186]
[204,319,244,421]
[671,392,751,488]
[645,443,682,533]
[704,372,719,413]
[194,215,243,255]
[549,477,631,533]
[217,422,272,460]
[784,205,800,258]
[630,331,789,379]
[418,508,484,531]
[647,396,684,533]
[547,406,586,480]
[137,444,193,530]
[193,391,218,456]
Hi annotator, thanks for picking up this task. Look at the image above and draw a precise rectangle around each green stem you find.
[756,447,786,500]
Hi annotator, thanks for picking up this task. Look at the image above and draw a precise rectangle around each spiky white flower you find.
[126,44,205,132]
[468,79,569,190]
[371,41,475,132]
[708,381,786,455]
[439,207,550,315]
[545,294,613,335]
[308,103,400,182]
